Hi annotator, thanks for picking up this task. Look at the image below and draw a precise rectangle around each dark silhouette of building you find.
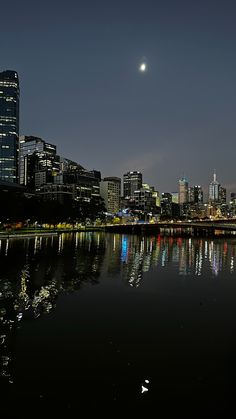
[193,186,203,204]
[161,193,172,218]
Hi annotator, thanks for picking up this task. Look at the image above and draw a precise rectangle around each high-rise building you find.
[53,163,101,203]
[0,70,19,182]
[171,192,179,204]
[209,172,219,203]
[142,183,160,207]
[230,192,236,201]
[219,186,226,205]
[19,135,60,188]
[19,136,44,185]
[193,186,203,204]
[151,190,160,207]
[123,171,142,198]
[171,192,180,218]
[179,176,188,204]
[100,177,121,214]
[161,193,172,218]
[188,187,194,203]
[60,157,84,173]
[230,193,236,216]
[133,188,156,213]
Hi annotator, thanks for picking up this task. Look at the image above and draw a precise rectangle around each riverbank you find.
[0,226,104,238]
[0,231,59,238]
[1,220,236,238]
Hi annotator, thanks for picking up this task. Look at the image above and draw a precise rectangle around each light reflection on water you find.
[0,232,236,409]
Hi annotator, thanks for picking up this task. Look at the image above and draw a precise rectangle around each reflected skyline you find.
[0,232,236,405]
[0,233,235,298]
[0,232,235,286]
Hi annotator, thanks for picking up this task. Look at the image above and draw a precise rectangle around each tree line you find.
[0,191,106,226]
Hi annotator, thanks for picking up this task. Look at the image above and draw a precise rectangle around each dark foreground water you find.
[1,232,236,413]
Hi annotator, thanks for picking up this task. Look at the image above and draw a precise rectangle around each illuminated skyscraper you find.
[100,177,121,214]
[19,136,45,185]
[209,172,219,202]
[19,135,60,189]
[123,171,142,198]
[0,70,19,182]
[178,176,188,204]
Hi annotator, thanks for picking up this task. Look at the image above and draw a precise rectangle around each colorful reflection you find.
[0,233,236,386]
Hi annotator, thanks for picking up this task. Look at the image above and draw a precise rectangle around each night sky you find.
[1,0,236,194]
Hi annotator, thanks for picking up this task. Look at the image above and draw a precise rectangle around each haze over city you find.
[1,0,236,193]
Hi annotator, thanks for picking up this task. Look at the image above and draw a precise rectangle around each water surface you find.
[0,233,236,412]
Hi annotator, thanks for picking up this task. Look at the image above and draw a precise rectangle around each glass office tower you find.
[123,171,142,198]
[0,70,19,182]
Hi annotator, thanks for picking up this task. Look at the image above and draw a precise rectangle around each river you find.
[0,232,236,412]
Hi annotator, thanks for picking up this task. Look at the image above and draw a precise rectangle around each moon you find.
[139,62,147,72]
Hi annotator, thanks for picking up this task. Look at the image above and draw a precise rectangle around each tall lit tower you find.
[100,177,121,214]
[123,171,142,198]
[209,171,220,203]
[178,176,188,204]
[0,70,19,183]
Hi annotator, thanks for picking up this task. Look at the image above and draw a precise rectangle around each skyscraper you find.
[19,135,46,185]
[100,177,121,214]
[230,193,236,216]
[178,176,188,204]
[209,172,219,203]
[19,135,60,188]
[161,193,172,218]
[171,192,179,204]
[123,171,142,198]
[188,187,194,203]
[0,70,19,182]
[193,186,203,204]
[219,186,226,205]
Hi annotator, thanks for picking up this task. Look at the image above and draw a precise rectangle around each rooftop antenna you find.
[213,170,216,182]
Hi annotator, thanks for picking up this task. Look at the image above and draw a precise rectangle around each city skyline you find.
[1,70,231,199]
[1,0,236,193]
[0,71,232,198]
